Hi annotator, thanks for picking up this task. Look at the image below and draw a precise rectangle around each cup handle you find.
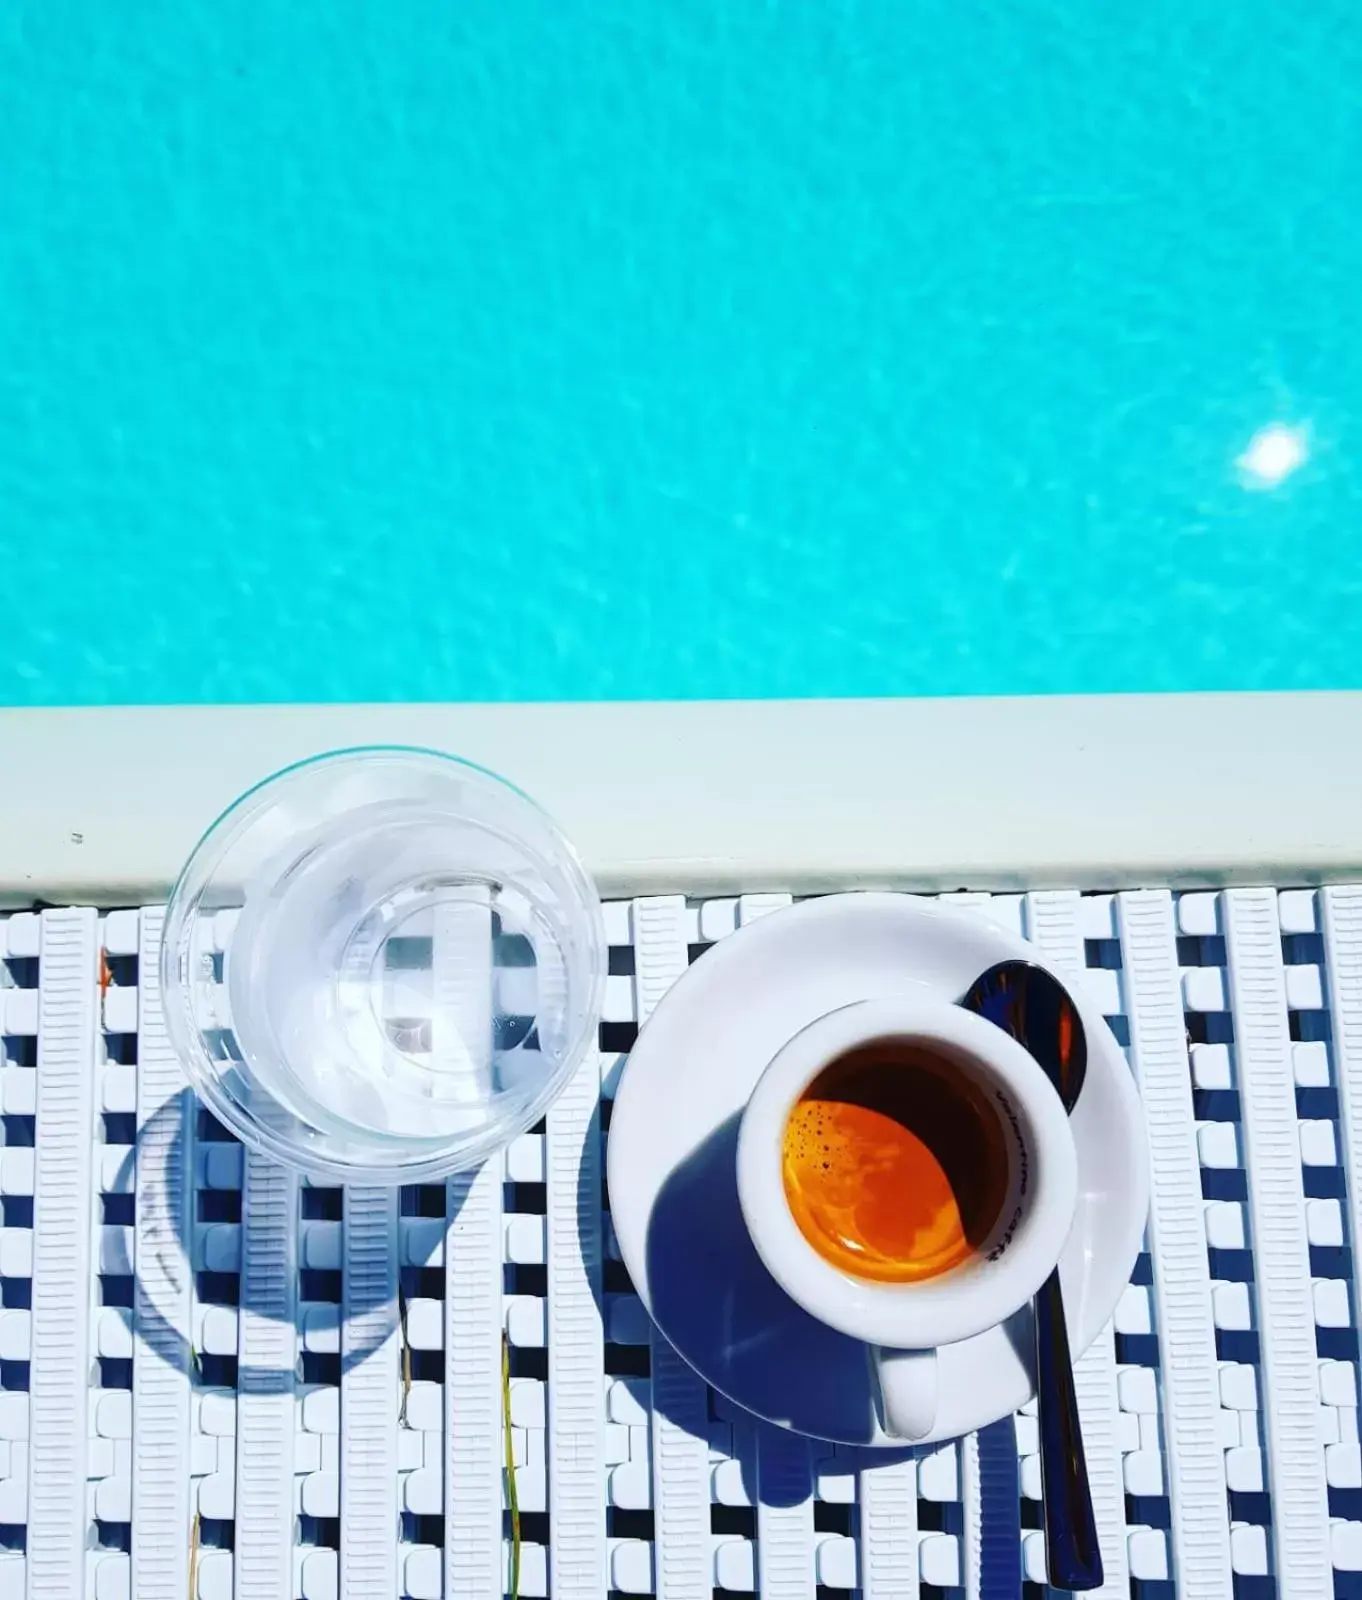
[873,1346,938,1440]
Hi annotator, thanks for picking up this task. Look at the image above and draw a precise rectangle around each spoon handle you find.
[1035,1265,1104,1591]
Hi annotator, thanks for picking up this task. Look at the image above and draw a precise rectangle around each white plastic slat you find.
[432,898,504,1599]
[234,1152,299,1598]
[858,1456,918,1600]
[444,1161,502,1595]
[632,897,710,1600]
[632,896,689,1022]
[1117,891,1232,1599]
[1024,890,1128,1598]
[131,907,194,1600]
[1224,888,1330,1599]
[959,1431,983,1600]
[546,1042,606,1599]
[756,1430,815,1600]
[738,894,793,926]
[26,909,98,1600]
[341,1188,399,1600]
[432,891,493,1100]
[1323,889,1362,1335]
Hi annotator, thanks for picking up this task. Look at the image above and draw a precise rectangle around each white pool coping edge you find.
[0,692,1359,904]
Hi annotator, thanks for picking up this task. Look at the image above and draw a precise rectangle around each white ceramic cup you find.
[736,995,1079,1440]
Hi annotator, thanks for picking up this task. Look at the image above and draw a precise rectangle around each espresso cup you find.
[735,994,1078,1440]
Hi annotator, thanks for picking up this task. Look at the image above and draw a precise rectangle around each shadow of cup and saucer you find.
[644,1105,1036,1484]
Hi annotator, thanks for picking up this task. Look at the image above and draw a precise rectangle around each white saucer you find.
[607,892,1148,1445]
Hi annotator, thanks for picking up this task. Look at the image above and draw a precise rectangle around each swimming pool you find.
[2,1,1359,705]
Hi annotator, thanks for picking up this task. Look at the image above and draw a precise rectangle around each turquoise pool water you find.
[2,2,1359,705]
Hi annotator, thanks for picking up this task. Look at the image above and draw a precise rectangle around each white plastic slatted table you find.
[2,888,1361,1599]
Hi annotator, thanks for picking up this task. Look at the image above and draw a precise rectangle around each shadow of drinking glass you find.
[123,1097,395,1388]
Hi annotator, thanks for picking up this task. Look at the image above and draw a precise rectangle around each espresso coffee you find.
[781,1041,1010,1284]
